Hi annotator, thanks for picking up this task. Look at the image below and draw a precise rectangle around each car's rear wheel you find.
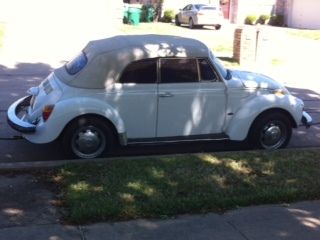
[175,15,181,26]
[189,18,194,29]
[62,116,115,159]
[248,112,292,150]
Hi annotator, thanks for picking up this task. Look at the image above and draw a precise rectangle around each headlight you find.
[269,87,290,97]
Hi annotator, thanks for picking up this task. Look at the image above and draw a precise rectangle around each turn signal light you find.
[42,105,54,122]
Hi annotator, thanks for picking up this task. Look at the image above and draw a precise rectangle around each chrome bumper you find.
[7,96,36,133]
[301,111,312,128]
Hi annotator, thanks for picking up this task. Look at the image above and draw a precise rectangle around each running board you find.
[127,134,229,145]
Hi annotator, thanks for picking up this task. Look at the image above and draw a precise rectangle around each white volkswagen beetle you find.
[7,35,312,159]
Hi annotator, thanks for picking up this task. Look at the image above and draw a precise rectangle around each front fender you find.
[24,97,125,144]
[225,94,304,141]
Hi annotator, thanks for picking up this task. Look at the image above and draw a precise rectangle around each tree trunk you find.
[155,0,164,22]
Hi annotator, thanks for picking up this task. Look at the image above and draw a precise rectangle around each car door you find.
[181,5,192,23]
[110,58,158,140]
[156,58,227,138]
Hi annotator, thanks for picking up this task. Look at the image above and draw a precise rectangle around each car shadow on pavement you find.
[0,62,54,76]
[287,86,320,118]
[287,87,320,148]
[177,24,217,31]
[288,87,320,101]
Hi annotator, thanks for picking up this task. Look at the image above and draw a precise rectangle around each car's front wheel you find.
[62,116,115,159]
[248,112,292,150]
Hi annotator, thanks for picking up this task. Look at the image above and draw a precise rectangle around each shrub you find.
[245,15,257,25]
[140,5,148,22]
[140,5,155,22]
[163,9,175,23]
[269,14,284,26]
[257,14,270,24]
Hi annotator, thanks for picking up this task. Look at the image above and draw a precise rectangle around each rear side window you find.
[201,7,217,10]
[65,52,88,75]
[195,4,206,10]
[119,59,157,84]
[183,5,192,11]
[160,58,198,83]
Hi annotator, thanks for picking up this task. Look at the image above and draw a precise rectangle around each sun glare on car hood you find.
[233,70,283,90]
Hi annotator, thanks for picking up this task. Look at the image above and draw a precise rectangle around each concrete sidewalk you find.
[0,201,319,240]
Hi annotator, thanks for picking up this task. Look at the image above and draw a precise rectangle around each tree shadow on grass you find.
[56,149,320,226]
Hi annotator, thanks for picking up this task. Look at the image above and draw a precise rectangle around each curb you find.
[1,147,320,170]
[0,152,197,170]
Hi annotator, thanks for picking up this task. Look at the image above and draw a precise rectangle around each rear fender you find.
[24,97,125,144]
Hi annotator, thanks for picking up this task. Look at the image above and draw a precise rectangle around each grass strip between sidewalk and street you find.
[286,29,320,41]
[51,149,320,224]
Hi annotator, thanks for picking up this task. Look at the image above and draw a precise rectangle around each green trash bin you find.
[128,7,141,26]
[146,6,155,22]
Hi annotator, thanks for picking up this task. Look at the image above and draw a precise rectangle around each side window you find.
[198,58,218,81]
[183,5,190,11]
[160,58,198,83]
[119,59,157,84]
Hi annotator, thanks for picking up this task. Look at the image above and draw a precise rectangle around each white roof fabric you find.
[55,34,210,89]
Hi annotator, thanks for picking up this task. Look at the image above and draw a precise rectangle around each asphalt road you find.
[0,72,319,163]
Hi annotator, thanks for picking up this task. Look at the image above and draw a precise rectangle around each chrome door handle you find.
[159,92,174,98]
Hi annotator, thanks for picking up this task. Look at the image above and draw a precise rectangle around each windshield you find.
[194,4,206,10]
[65,52,88,75]
[195,4,217,10]
[209,50,229,79]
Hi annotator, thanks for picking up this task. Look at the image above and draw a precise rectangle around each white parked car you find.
[7,35,312,159]
[175,4,223,29]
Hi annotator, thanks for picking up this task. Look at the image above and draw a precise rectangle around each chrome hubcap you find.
[260,122,286,149]
[72,126,106,158]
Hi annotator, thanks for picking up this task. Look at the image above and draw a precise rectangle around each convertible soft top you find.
[55,34,210,89]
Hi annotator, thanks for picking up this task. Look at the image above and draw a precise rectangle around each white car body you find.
[7,34,312,158]
[175,4,224,29]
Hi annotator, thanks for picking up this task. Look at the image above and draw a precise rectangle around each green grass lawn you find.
[51,149,320,224]
[286,28,320,41]
[120,22,234,54]
[120,22,189,35]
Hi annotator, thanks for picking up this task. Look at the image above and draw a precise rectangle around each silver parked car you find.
[175,4,223,29]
